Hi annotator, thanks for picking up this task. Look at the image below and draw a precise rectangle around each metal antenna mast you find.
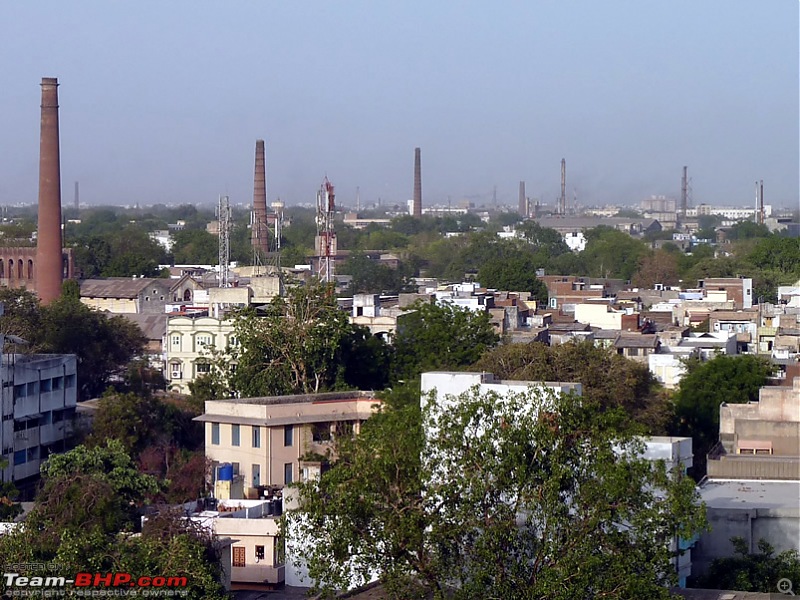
[315,177,336,283]
[217,195,231,288]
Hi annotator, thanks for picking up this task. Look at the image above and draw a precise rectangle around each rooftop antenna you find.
[217,195,231,288]
[315,177,336,283]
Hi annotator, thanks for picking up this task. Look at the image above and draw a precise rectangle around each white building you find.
[420,371,697,587]
[563,230,587,252]
[0,352,78,485]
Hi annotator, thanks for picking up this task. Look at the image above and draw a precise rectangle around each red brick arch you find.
[0,247,74,295]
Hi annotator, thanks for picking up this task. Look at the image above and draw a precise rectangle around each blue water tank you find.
[218,463,233,481]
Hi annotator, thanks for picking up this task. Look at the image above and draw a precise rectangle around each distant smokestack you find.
[412,147,422,218]
[518,181,526,217]
[560,158,566,215]
[759,180,764,225]
[74,181,79,211]
[36,77,64,304]
[251,139,269,256]
[680,166,689,219]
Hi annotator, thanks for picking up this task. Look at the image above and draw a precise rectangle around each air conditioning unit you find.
[171,370,182,380]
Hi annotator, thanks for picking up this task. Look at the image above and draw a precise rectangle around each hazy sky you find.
[1,1,797,210]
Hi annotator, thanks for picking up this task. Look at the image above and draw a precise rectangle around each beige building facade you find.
[166,315,237,394]
[195,391,380,492]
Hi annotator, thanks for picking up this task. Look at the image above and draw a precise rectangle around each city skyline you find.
[1,1,797,209]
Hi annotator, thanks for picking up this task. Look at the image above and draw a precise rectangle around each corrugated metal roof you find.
[80,278,169,299]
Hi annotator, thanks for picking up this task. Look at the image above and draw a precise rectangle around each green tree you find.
[338,252,406,294]
[38,293,146,399]
[0,458,22,521]
[0,443,227,598]
[392,301,499,382]
[472,341,670,434]
[477,252,548,305]
[289,386,706,599]
[671,354,775,478]
[580,226,649,281]
[693,537,800,593]
[229,282,388,396]
[727,221,771,240]
[171,229,219,264]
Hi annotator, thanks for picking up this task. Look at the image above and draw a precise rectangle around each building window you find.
[284,425,293,447]
[232,424,240,446]
[211,423,220,445]
[284,463,293,485]
[312,423,331,443]
[170,363,182,380]
[13,450,26,466]
[252,426,261,448]
[171,335,181,348]
[196,334,212,349]
[41,379,52,393]
[196,362,211,375]
[232,547,245,568]
[255,545,265,560]
[252,464,261,487]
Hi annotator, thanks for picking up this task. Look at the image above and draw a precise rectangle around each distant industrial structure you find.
[35,77,65,304]
[251,139,269,261]
[518,181,527,217]
[559,158,566,216]
[412,147,422,218]
[315,177,337,283]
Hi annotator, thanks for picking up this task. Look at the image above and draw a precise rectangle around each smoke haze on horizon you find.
[1,1,797,210]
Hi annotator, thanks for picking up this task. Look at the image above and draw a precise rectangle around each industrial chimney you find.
[35,77,64,304]
[412,147,422,218]
[251,139,269,256]
[518,181,527,217]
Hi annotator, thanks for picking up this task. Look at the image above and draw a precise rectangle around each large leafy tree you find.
[0,288,146,399]
[670,354,775,478]
[170,228,219,264]
[580,226,650,281]
[472,340,670,434]
[0,442,228,599]
[229,282,390,396]
[289,386,706,599]
[38,292,147,399]
[392,301,499,382]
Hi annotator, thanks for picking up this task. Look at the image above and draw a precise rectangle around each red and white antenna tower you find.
[315,176,336,283]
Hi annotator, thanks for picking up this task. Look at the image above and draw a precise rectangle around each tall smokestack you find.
[412,147,422,218]
[518,181,526,217]
[681,166,688,219]
[560,158,566,215]
[251,139,269,256]
[74,181,79,211]
[36,77,63,304]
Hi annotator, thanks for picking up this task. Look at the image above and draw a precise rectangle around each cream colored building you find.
[166,315,237,394]
[195,391,380,492]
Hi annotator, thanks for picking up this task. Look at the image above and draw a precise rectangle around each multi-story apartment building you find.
[195,390,379,493]
[0,352,78,488]
[165,315,237,394]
